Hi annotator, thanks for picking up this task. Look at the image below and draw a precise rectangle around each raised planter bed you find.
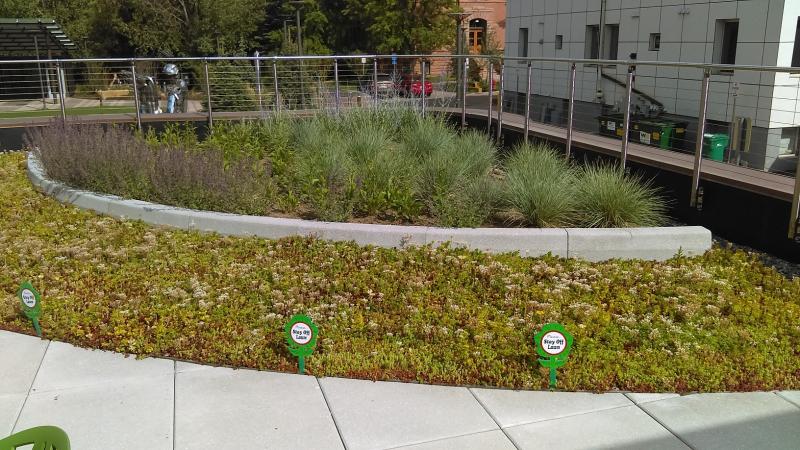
[27,153,711,261]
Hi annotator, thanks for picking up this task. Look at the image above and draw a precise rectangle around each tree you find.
[330,0,457,54]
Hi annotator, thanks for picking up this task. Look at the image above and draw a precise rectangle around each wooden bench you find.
[96,89,130,105]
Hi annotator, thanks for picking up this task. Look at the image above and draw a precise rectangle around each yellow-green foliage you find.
[1,152,799,392]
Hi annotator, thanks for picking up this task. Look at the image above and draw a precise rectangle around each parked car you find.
[399,73,433,97]
[362,73,397,98]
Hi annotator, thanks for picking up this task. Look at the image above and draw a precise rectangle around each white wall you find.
[504,0,795,130]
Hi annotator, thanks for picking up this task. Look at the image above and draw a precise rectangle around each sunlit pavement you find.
[1,330,798,450]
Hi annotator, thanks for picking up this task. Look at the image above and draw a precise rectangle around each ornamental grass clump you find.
[576,164,668,228]
[501,143,578,227]
[417,130,498,227]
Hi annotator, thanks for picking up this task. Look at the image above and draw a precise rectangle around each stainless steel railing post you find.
[461,57,468,131]
[203,58,213,130]
[620,65,635,170]
[487,61,493,134]
[334,58,341,115]
[254,51,264,116]
[524,62,532,143]
[496,63,504,143]
[421,60,427,117]
[373,57,379,108]
[273,59,280,112]
[789,157,800,239]
[565,62,576,160]
[130,59,142,130]
[690,70,712,209]
[55,60,67,121]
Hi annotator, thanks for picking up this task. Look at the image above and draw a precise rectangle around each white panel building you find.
[503,0,800,172]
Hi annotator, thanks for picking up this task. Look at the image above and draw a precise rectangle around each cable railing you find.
[1,53,799,239]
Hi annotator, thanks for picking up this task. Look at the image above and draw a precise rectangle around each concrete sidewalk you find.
[1,330,798,450]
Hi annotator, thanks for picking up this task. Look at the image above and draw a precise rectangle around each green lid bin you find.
[703,133,729,162]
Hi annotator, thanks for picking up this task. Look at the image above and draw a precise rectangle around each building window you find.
[792,18,800,67]
[714,19,739,65]
[468,18,487,53]
[555,35,563,50]
[585,24,619,60]
[649,33,661,51]
[585,25,599,59]
[604,24,619,60]
[518,28,529,58]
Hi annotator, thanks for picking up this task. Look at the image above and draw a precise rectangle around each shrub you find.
[201,61,258,112]
[501,143,578,227]
[26,122,153,201]
[576,164,668,228]
[26,121,274,216]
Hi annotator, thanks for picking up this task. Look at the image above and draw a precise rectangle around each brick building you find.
[429,1,506,77]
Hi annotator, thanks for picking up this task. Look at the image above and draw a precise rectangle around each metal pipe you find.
[565,62,577,160]
[790,155,800,239]
[727,81,739,163]
[690,70,712,209]
[461,57,469,130]
[421,59,427,117]
[496,63,505,142]
[487,61,493,134]
[55,61,67,121]
[33,36,46,110]
[524,62,532,143]
[334,58,341,115]
[373,57,379,108]
[273,60,280,112]
[254,51,264,115]
[130,60,142,130]
[203,59,213,130]
[620,66,634,170]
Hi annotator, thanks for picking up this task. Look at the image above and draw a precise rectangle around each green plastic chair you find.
[0,426,70,450]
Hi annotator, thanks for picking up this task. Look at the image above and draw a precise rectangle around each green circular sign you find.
[284,315,318,358]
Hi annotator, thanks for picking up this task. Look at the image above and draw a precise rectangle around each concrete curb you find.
[27,153,711,261]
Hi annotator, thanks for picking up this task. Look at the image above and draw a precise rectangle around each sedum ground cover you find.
[1,151,799,392]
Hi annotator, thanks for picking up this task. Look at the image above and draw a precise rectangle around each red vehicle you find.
[399,73,433,97]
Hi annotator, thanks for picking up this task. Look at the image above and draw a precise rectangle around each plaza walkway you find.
[1,330,798,449]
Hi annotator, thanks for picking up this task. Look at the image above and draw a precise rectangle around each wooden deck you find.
[2,107,795,203]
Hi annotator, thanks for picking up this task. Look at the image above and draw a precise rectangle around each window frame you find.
[649,33,661,52]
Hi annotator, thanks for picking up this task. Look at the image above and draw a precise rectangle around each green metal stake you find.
[549,366,557,390]
[298,355,305,375]
[32,318,42,338]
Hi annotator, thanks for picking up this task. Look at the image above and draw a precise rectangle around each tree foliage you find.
[2,0,459,57]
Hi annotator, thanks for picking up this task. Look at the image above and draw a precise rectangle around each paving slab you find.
[392,430,516,450]
[640,392,800,450]
[0,394,26,437]
[505,405,689,450]
[31,341,173,393]
[776,391,800,408]
[175,364,343,450]
[0,331,48,396]
[14,374,174,450]
[625,393,681,404]
[319,378,498,450]
[471,388,632,427]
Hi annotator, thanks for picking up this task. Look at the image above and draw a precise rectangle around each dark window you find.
[792,18,800,67]
[518,28,529,57]
[585,25,599,59]
[715,19,739,65]
[555,35,563,50]
[649,33,661,51]
[604,24,619,60]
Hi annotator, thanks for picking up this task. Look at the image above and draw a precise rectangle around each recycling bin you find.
[703,133,729,162]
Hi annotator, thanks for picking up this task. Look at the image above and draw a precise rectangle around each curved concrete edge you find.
[26,153,711,261]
